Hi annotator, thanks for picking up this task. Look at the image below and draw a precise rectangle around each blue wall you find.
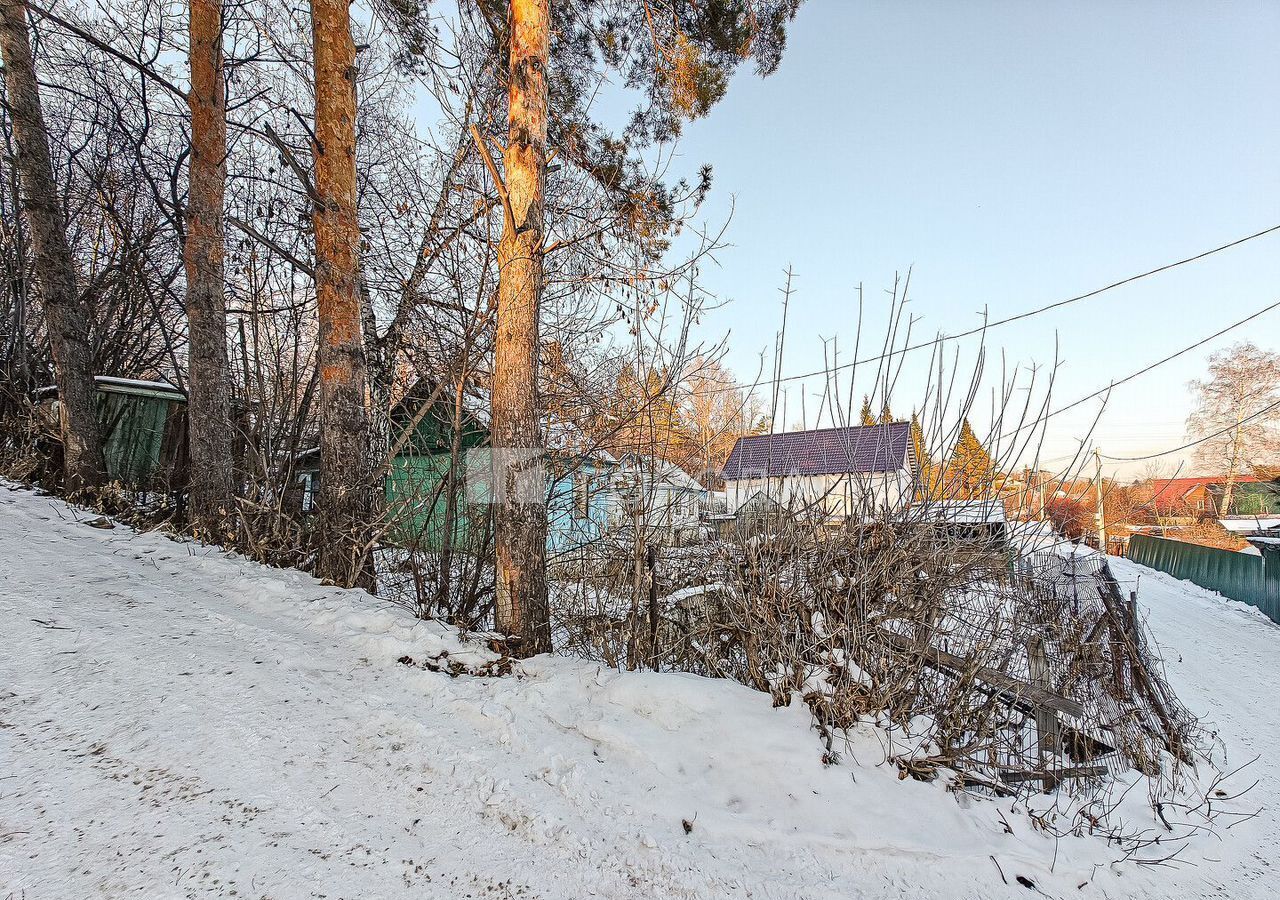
[546,458,618,555]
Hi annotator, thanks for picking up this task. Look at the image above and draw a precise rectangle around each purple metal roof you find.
[720,423,912,480]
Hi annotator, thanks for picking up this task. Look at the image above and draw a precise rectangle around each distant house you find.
[1209,480,1280,517]
[546,449,622,555]
[613,454,707,544]
[719,423,916,521]
[37,376,188,492]
[1146,475,1260,517]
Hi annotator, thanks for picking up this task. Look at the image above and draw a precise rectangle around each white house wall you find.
[725,472,911,519]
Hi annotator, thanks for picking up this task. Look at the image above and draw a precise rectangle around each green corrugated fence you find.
[1127,533,1280,624]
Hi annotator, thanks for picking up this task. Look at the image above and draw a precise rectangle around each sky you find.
[651,0,1280,479]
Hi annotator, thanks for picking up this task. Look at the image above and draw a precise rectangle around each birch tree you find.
[1188,342,1280,515]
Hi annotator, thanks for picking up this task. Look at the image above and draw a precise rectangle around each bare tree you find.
[1187,341,1280,515]
[0,0,104,490]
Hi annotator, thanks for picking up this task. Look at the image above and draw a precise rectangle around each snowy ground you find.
[2,484,1278,899]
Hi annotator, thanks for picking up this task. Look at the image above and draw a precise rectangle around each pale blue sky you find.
[662,0,1280,478]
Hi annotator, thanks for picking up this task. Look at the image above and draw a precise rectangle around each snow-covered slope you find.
[1,484,1277,899]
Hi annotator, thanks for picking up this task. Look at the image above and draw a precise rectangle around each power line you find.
[998,297,1280,440]
[1100,397,1280,462]
[735,222,1280,395]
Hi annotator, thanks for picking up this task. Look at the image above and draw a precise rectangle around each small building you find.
[296,378,488,550]
[36,376,188,492]
[613,454,708,545]
[1145,475,1260,518]
[919,499,1009,552]
[725,490,790,539]
[298,388,631,556]
[719,423,916,522]
[546,449,622,556]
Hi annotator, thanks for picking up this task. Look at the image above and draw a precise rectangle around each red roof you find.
[1147,476,1257,512]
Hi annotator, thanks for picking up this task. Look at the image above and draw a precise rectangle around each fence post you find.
[1128,590,1139,643]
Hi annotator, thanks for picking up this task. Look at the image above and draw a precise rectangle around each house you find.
[719,423,916,521]
[36,375,188,492]
[1144,475,1259,518]
[298,387,629,556]
[613,454,707,545]
[546,449,622,556]
[1209,480,1280,518]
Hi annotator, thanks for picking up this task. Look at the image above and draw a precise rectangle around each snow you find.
[1220,517,1280,534]
[2,483,1279,898]
[35,375,186,400]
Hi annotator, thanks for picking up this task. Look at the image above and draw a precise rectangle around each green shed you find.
[384,379,489,549]
[297,378,490,551]
[37,376,188,492]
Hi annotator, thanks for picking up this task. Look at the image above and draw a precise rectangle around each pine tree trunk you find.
[183,0,235,532]
[308,0,374,587]
[0,0,104,491]
[491,0,551,654]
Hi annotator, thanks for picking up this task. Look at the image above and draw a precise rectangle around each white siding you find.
[725,471,911,520]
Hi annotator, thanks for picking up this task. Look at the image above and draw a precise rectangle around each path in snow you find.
[1,484,1277,899]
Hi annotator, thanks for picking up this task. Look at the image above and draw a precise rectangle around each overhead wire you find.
[1100,398,1280,462]
[723,222,1280,396]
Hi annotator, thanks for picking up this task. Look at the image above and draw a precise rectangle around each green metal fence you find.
[1127,534,1280,624]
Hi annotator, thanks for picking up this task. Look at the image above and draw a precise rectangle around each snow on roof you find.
[1219,517,1280,534]
[618,454,706,492]
[922,500,1007,525]
[36,375,185,401]
[721,423,911,480]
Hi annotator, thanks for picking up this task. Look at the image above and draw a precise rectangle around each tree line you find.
[0,0,804,654]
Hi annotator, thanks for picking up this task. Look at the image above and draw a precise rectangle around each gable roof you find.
[617,454,706,492]
[720,423,912,480]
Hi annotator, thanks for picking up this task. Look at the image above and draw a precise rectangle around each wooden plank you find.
[998,765,1108,785]
[878,629,1085,719]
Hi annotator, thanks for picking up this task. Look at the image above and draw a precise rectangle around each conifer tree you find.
[945,419,996,500]
[184,0,235,533]
[910,412,938,498]
[460,0,804,652]
[860,396,876,427]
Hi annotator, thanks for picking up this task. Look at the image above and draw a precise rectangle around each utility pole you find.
[1094,448,1107,553]
[1021,465,1031,520]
